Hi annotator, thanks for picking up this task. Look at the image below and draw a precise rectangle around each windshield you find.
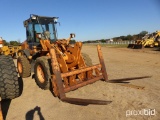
[34,23,55,42]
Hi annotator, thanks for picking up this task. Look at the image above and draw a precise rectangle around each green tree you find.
[2,40,9,45]
[100,39,106,43]
[10,41,20,46]
[126,34,133,40]
[139,31,148,37]
[119,36,125,40]
[70,39,76,44]
[113,37,119,41]
[132,35,139,40]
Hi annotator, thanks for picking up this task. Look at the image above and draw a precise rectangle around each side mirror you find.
[23,21,28,27]
[70,33,76,38]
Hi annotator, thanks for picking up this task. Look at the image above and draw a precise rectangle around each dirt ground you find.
[2,45,160,120]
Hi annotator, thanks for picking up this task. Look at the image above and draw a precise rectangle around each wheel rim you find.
[17,61,22,73]
[37,65,45,83]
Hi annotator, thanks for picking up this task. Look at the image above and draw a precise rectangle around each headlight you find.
[38,34,42,38]
[70,33,75,38]
[36,34,42,39]
[54,18,58,22]
[31,15,37,20]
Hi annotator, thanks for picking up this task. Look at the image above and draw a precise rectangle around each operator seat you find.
[43,31,50,40]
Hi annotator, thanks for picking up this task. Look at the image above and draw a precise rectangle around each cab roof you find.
[23,14,58,27]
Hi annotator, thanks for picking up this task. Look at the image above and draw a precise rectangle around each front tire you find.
[34,57,51,90]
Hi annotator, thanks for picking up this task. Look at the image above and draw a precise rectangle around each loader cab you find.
[24,14,58,48]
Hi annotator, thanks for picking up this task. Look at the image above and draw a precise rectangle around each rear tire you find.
[82,53,93,66]
[34,56,51,90]
[0,55,20,99]
[17,56,31,78]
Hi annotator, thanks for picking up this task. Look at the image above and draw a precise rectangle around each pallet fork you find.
[50,45,111,105]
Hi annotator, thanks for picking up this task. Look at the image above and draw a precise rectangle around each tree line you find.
[2,39,76,46]
[2,40,21,46]
[83,31,148,43]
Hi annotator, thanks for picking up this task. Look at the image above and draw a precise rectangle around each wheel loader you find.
[0,38,22,58]
[0,45,22,58]
[128,31,160,49]
[14,14,150,105]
